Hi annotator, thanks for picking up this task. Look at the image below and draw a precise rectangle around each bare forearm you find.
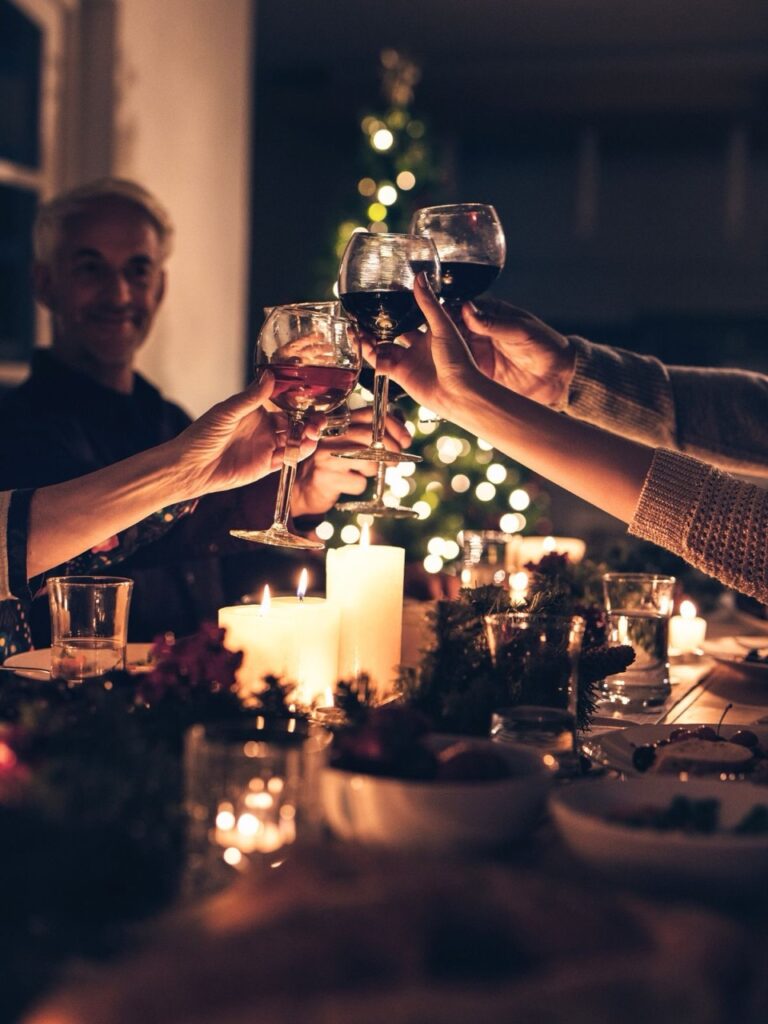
[27,442,188,577]
[453,377,655,523]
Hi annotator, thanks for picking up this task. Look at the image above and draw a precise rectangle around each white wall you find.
[111,0,254,416]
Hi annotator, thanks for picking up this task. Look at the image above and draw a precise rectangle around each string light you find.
[450,474,471,493]
[371,128,394,151]
[396,170,416,190]
[340,525,360,544]
[413,501,432,519]
[424,553,443,574]
[476,481,496,502]
[486,463,507,484]
[377,184,398,206]
[316,521,334,541]
[509,489,531,511]
[500,512,526,533]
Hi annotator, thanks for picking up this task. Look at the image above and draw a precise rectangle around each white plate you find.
[4,643,154,678]
[550,776,768,890]
[583,722,768,776]
[701,635,768,676]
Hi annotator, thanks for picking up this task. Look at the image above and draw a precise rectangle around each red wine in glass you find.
[438,261,502,306]
[334,233,439,465]
[266,364,359,415]
[409,203,506,309]
[231,306,360,550]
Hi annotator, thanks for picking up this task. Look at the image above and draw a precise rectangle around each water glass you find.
[48,576,133,683]
[461,530,514,588]
[484,612,584,769]
[601,573,676,711]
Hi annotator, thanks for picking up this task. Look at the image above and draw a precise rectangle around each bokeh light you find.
[509,488,531,511]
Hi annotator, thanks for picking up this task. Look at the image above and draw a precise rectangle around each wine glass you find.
[409,203,506,309]
[336,461,418,519]
[334,231,440,464]
[231,305,361,550]
[264,301,352,437]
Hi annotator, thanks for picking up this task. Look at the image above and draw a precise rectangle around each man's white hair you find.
[33,178,174,264]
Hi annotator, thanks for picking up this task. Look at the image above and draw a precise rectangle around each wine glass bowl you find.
[335,231,439,465]
[231,305,361,550]
[409,203,506,307]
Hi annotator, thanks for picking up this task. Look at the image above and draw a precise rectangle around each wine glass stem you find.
[371,366,389,450]
[272,416,304,529]
[373,462,387,503]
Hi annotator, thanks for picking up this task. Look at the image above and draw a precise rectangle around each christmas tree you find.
[316,50,548,575]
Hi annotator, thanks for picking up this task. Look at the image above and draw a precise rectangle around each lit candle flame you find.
[360,521,371,548]
[260,584,271,615]
[679,599,697,620]
[297,568,308,602]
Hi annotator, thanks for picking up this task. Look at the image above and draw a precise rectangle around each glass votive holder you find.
[461,530,513,588]
[183,716,328,894]
[485,612,585,773]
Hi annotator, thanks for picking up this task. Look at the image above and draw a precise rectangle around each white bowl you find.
[550,776,768,890]
[320,737,552,852]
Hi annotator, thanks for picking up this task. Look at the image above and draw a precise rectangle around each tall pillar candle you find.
[219,587,340,705]
[326,529,404,699]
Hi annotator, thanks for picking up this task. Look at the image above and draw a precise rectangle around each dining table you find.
[11,604,768,1024]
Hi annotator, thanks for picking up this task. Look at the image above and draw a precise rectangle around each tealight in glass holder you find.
[183,716,328,895]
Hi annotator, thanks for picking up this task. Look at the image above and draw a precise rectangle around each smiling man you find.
[0,179,401,646]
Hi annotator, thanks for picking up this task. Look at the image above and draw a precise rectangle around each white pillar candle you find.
[326,524,404,699]
[509,535,586,571]
[219,581,340,705]
[668,599,707,656]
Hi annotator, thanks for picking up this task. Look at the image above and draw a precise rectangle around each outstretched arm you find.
[25,376,323,579]
[379,275,768,603]
[460,299,768,475]
[382,274,653,524]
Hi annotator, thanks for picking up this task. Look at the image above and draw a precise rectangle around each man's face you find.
[35,197,166,374]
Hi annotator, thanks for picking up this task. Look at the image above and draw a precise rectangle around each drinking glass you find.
[48,575,133,683]
[485,612,584,770]
[184,717,329,892]
[231,305,361,550]
[335,231,439,464]
[264,301,352,438]
[409,203,506,309]
[461,530,514,587]
[336,461,418,519]
[600,573,676,712]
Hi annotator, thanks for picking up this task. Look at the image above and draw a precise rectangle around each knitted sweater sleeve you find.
[630,448,768,602]
[565,337,768,477]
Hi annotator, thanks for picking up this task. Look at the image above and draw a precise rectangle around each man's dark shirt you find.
[0,350,283,644]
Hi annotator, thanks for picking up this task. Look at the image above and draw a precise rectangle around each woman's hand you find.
[172,373,325,497]
[366,272,485,420]
[459,301,575,407]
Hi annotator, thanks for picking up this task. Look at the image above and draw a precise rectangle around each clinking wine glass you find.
[231,305,361,550]
[335,231,440,464]
[409,203,506,310]
[336,461,418,519]
[264,301,352,437]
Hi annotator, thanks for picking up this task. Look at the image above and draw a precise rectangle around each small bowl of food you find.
[320,707,553,852]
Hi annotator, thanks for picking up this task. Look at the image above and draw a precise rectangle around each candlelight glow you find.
[680,599,697,619]
[297,569,308,600]
[260,585,271,615]
[360,521,371,547]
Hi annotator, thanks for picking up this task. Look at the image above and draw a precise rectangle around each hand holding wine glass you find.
[335,231,440,464]
[231,305,361,550]
[409,203,506,309]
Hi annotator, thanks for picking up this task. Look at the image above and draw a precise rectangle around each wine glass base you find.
[332,447,422,464]
[335,499,419,519]
[230,527,324,550]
